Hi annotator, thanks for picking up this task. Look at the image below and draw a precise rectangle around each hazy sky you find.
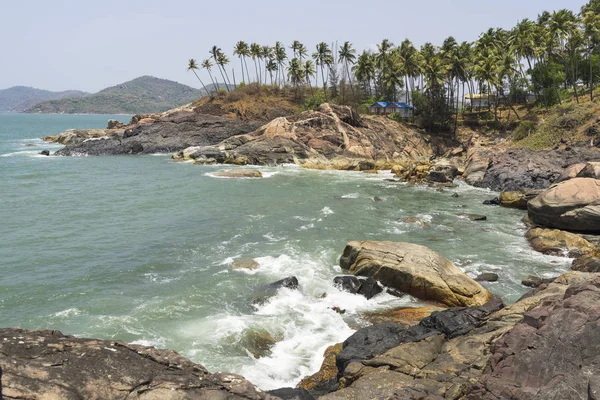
[1,0,588,92]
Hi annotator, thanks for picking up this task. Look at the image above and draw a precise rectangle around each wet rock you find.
[398,216,430,228]
[457,213,487,221]
[253,276,299,304]
[499,189,544,209]
[528,178,600,233]
[297,343,343,395]
[330,306,346,314]
[525,227,597,257]
[214,169,263,178]
[475,272,499,282]
[39,150,50,156]
[231,258,260,271]
[572,254,600,272]
[483,197,500,205]
[451,193,459,198]
[385,287,406,298]
[427,165,458,183]
[333,276,383,300]
[0,327,273,400]
[240,328,278,358]
[339,241,493,307]
[373,196,383,202]
[521,275,554,288]
[268,388,316,400]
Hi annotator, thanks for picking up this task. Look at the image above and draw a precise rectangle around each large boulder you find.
[339,241,493,307]
[525,227,597,257]
[0,328,275,399]
[528,178,600,233]
[576,161,600,179]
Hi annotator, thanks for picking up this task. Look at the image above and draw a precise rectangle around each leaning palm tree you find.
[338,41,357,99]
[217,52,233,91]
[233,41,251,84]
[250,43,262,84]
[210,46,230,92]
[187,59,209,95]
[201,59,217,90]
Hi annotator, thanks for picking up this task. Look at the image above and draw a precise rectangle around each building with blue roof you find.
[369,101,414,118]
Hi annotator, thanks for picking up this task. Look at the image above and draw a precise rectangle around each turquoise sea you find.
[0,113,571,389]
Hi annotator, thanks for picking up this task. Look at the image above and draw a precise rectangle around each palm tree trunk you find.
[590,46,594,101]
[253,59,259,84]
[320,66,328,101]
[192,70,209,95]
[207,70,217,91]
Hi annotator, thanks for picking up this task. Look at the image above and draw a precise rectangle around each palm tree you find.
[187,59,210,95]
[274,42,287,86]
[303,60,316,96]
[583,10,600,100]
[338,41,357,100]
[261,46,273,83]
[210,46,231,92]
[291,40,308,61]
[287,58,303,97]
[353,51,376,96]
[250,43,262,84]
[266,59,278,86]
[217,52,233,91]
[313,42,333,99]
[201,59,217,90]
[233,41,251,84]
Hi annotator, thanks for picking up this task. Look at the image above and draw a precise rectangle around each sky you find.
[0,0,589,93]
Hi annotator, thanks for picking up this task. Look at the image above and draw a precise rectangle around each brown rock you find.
[572,254,600,272]
[362,306,445,327]
[339,241,493,307]
[231,258,260,271]
[525,227,597,257]
[556,162,587,182]
[528,178,600,233]
[576,161,600,179]
[297,343,343,393]
[398,216,430,228]
[499,189,544,209]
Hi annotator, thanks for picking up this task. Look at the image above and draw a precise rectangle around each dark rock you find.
[330,306,346,314]
[253,276,299,304]
[336,323,436,371]
[428,166,458,183]
[356,277,383,300]
[385,287,406,298]
[39,150,50,156]
[0,327,272,399]
[572,255,600,272]
[357,160,375,171]
[419,297,504,339]
[451,193,459,198]
[457,213,487,221]
[333,276,361,294]
[483,197,500,205]
[107,119,124,129]
[268,387,316,400]
[373,196,383,202]
[470,147,600,191]
[475,272,499,282]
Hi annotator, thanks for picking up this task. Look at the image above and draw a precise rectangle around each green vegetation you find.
[0,87,87,112]
[188,0,600,136]
[26,76,205,114]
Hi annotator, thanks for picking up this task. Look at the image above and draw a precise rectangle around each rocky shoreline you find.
[20,102,600,399]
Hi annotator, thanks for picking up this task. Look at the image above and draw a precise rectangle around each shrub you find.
[513,120,537,141]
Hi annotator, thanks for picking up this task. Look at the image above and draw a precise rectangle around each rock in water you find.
[456,213,487,221]
[214,169,263,178]
[339,241,493,307]
[333,276,383,300]
[268,388,316,400]
[528,178,600,233]
[525,227,596,257]
[231,258,260,271]
[253,276,299,304]
[499,189,544,209]
[475,272,499,282]
[333,276,362,293]
[572,255,600,272]
[39,150,50,156]
[483,197,500,205]
[356,277,383,300]
[107,119,124,129]
[0,327,273,399]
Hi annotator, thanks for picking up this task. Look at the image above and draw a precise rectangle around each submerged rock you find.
[528,178,600,233]
[339,241,492,307]
[457,213,487,221]
[231,257,260,271]
[239,328,278,358]
[475,272,499,282]
[0,327,274,399]
[398,216,430,228]
[214,169,263,178]
[39,150,49,156]
[253,276,299,304]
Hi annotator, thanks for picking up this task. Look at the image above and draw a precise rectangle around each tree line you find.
[188,0,600,132]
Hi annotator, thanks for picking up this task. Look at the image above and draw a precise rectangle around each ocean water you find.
[0,113,571,389]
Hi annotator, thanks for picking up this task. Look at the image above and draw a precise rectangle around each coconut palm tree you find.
[261,46,273,83]
[291,40,308,61]
[583,10,600,99]
[233,41,251,84]
[210,46,231,92]
[217,52,233,91]
[266,59,278,86]
[250,43,262,84]
[353,51,376,96]
[313,42,333,98]
[187,58,210,95]
[338,41,357,99]
[274,42,287,86]
[287,58,303,97]
[303,59,316,96]
[201,59,217,90]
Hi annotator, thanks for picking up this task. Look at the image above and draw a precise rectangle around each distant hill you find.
[0,86,88,112]
[25,76,210,114]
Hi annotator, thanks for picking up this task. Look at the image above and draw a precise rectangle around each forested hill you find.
[25,76,206,114]
[0,86,88,112]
